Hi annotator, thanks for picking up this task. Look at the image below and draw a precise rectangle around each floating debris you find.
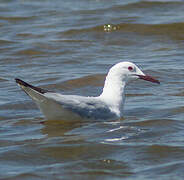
[103,24,119,32]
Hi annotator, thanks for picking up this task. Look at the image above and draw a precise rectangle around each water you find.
[1,0,184,179]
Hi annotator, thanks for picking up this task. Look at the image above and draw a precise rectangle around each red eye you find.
[128,66,133,71]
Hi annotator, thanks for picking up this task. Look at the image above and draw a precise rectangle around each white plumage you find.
[15,62,160,121]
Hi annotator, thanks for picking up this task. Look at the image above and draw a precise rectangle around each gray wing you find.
[15,78,116,120]
[44,93,116,120]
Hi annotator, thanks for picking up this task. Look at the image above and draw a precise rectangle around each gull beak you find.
[137,74,160,84]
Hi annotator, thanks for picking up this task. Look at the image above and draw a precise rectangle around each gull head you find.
[100,61,160,117]
[108,61,160,84]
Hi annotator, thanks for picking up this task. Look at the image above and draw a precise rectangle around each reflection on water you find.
[1,0,184,179]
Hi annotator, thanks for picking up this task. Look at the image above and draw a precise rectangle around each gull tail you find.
[15,78,63,120]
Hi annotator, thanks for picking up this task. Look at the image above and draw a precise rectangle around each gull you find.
[15,62,160,121]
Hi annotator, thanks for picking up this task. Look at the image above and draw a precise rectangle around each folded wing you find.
[15,79,116,120]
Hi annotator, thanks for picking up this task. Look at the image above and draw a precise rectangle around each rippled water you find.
[1,0,184,179]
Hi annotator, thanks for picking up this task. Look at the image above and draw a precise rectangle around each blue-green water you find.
[1,0,184,179]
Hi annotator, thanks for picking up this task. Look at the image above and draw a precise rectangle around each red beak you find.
[138,75,160,84]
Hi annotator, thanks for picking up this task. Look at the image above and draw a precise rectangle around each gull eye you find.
[128,66,133,71]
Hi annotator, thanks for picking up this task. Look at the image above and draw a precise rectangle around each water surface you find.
[1,0,184,179]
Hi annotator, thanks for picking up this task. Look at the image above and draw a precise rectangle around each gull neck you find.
[99,70,127,117]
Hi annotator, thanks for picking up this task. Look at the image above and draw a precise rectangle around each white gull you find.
[15,62,160,121]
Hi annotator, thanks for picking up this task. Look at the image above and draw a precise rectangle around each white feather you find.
[16,62,159,120]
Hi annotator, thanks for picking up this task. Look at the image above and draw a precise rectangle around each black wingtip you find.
[15,78,30,87]
[15,78,48,94]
